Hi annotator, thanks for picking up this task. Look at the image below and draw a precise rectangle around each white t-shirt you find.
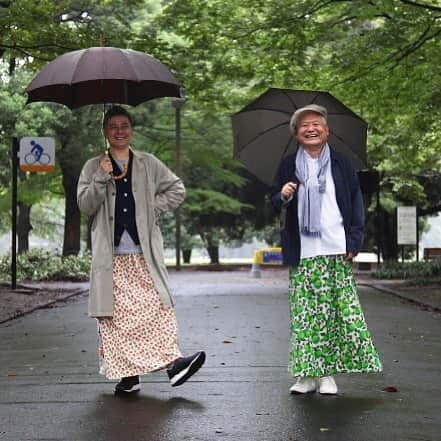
[298,156,346,259]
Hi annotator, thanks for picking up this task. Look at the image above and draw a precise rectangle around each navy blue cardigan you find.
[270,148,364,267]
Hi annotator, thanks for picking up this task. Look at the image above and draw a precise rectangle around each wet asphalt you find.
[0,269,440,441]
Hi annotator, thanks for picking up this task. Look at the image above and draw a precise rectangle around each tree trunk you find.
[61,169,81,256]
[17,202,32,254]
[182,248,192,264]
[199,229,220,264]
[207,246,219,264]
[8,56,16,76]
[380,208,399,261]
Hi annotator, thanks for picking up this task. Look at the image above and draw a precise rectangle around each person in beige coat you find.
[77,105,205,394]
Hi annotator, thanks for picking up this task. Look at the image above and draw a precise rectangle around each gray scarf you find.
[295,143,330,237]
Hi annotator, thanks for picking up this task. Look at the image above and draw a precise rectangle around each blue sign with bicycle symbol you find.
[19,137,55,172]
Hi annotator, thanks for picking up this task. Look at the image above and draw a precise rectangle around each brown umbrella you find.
[26,46,182,180]
[25,46,182,109]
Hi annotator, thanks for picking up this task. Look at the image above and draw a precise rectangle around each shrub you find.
[373,260,441,281]
[0,249,91,282]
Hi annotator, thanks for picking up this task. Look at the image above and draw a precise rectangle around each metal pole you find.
[416,208,419,262]
[172,99,184,270]
[11,137,19,289]
[376,189,381,266]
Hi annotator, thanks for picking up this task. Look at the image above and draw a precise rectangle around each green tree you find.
[130,100,255,263]
[0,69,61,252]
[158,0,441,260]
[1,0,147,255]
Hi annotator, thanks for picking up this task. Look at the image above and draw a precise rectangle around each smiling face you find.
[295,111,329,155]
[103,115,133,151]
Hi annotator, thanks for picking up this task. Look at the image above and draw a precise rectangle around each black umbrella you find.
[232,88,368,186]
[25,46,181,109]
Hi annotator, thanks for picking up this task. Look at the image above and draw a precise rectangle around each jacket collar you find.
[131,148,142,158]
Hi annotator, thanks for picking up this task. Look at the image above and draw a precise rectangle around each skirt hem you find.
[100,356,177,380]
[289,367,383,377]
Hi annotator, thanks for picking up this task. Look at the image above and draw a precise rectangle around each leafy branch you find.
[390,25,441,68]
[335,21,441,84]
[399,0,441,13]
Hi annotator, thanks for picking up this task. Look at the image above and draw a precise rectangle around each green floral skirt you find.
[289,255,382,377]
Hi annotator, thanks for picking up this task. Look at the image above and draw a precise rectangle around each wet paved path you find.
[1,270,439,440]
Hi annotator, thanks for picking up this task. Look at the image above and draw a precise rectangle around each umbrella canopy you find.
[232,88,368,186]
[26,46,181,109]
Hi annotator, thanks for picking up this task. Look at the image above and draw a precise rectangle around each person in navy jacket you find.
[271,104,382,395]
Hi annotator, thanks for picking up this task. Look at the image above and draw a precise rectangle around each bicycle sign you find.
[19,137,55,172]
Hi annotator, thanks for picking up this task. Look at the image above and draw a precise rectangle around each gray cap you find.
[289,104,328,135]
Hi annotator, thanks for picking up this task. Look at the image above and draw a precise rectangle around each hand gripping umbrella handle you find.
[106,149,128,181]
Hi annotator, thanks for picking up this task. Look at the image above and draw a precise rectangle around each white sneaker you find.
[289,377,316,394]
[318,376,338,395]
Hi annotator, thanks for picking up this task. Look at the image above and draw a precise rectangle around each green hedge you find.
[373,260,441,283]
[0,249,91,282]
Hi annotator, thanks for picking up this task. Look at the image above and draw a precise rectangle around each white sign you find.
[19,137,55,172]
[397,206,417,245]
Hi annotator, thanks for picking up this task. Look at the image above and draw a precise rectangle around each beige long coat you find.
[77,149,185,317]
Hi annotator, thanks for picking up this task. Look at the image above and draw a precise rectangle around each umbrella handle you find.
[105,149,128,181]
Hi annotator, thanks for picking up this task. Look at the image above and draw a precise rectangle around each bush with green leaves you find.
[0,249,91,282]
[373,260,441,283]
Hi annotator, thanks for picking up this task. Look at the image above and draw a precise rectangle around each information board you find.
[397,206,417,245]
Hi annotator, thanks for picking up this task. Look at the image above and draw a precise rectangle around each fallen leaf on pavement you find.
[383,386,398,392]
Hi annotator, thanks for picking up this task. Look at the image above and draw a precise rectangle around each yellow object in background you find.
[253,248,283,265]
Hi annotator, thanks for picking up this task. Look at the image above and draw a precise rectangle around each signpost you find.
[10,137,55,288]
[11,138,19,289]
[397,206,418,262]
[19,137,55,172]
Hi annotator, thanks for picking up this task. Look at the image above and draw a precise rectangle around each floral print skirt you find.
[288,255,382,378]
[98,254,181,380]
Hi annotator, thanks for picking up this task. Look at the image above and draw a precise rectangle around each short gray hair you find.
[289,104,328,135]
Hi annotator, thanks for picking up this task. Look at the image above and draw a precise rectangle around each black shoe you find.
[167,351,206,387]
[114,375,140,394]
